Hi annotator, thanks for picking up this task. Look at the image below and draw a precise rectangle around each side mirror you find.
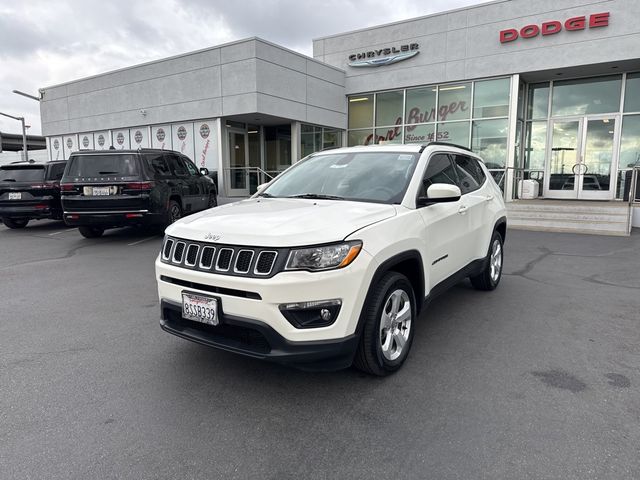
[417,183,461,207]
[199,167,209,176]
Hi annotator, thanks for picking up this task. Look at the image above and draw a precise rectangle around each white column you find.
[291,121,301,163]
[505,74,520,202]
[215,118,226,197]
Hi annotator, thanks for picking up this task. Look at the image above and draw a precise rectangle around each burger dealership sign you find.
[500,12,609,43]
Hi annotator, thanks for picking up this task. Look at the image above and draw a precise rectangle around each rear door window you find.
[0,166,46,183]
[66,154,140,177]
[166,154,188,176]
[145,154,171,178]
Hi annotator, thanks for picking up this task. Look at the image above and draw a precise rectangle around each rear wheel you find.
[470,231,503,291]
[78,226,104,238]
[2,218,29,229]
[354,272,416,376]
[168,200,182,224]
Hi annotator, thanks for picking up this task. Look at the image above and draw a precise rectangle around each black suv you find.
[0,160,67,228]
[61,149,216,238]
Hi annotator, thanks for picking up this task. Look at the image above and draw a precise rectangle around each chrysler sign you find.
[348,43,419,67]
[500,12,609,43]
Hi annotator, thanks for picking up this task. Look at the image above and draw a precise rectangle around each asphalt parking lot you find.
[1,221,639,479]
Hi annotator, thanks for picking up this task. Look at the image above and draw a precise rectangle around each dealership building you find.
[39,0,640,233]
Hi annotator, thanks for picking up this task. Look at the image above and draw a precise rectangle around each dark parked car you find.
[60,149,216,238]
[0,160,67,228]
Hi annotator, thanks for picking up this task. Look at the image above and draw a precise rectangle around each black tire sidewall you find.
[168,200,182,224]
[488,231,504,289]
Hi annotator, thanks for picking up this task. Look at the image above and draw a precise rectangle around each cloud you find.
[0,0,484,136]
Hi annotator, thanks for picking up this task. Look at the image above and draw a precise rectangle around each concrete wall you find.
[40,38,346,136]
[313,0,640,94]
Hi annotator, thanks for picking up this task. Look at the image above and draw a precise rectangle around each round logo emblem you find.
[117,133,125,145]
[66,138,73,149]
[199,124,210,139]
[177,126,187,141]
[53,139,60,149]
[156,128,165,142]
[97,134,105,147]
[134,130,143,144]
[82,136,89,148]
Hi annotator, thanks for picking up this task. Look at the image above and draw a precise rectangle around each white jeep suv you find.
[155,143,507,375]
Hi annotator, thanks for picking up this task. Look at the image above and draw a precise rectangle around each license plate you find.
[92,187,112,196]
[182,292,219,325]
[8,192,21,200]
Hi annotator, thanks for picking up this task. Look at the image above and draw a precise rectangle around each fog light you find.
[279,299,342,329]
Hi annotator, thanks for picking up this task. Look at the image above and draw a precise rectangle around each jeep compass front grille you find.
[161,237,284,279]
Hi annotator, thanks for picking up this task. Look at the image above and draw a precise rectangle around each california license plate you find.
[92,186,112,196]
[8,192,21,200]
[182,292,219,325]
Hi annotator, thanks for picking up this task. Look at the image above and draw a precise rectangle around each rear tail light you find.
[60,183,75,191]
[30,184,45,189]
[125,181,155,190]
[35,204,48,210]
[125,213,143,218]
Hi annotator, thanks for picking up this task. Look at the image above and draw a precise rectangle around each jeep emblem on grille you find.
[204,233,221,241]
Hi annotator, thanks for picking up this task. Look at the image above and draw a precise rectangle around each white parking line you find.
[127,236,159,246]
[48,230,74,236]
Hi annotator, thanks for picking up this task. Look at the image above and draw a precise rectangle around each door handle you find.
[485,194,494,202]
[458,205,468,215]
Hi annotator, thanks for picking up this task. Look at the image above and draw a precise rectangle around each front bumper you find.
[160,300,359,370]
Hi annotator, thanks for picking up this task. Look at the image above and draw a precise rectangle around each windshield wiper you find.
[256,192,274,198]
[2,179,16,182]
[98,171,119,175]
[287,193,345,200]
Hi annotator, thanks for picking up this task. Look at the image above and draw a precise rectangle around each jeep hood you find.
[166,198,396,247]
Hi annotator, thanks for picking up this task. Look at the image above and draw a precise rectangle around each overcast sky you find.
[0,0,485,136]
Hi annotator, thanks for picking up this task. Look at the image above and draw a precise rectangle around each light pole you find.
[0,111,28,161]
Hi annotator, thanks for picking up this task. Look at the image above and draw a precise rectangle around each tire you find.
[470,230,503,291]
[2,218,29,229]
[168,200,182,224]
[78,226,104,238]
[207,193,217,208]
[354,272,416,376]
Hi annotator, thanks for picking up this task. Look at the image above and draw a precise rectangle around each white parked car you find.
[155,143,507,375]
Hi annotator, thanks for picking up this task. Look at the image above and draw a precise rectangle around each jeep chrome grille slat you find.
[161,237,280,278]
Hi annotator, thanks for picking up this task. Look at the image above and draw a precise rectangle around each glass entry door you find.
[545,116,618,200]
[227,130,250,196]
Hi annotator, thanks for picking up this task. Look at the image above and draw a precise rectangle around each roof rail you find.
[422,141,474,153]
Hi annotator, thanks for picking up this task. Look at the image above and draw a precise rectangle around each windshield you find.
[0,166,45,182]
[263,151,420,204]
[66,154,140,177]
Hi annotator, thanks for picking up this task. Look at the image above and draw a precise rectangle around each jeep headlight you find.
[285,241,362,271]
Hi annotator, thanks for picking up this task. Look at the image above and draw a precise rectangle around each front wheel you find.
[470,231,503,291]
[2,218,29,229]
[78,226,104,238]
[354,272,416,376]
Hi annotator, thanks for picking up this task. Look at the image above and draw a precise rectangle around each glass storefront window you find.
[624,73,640,113]
[348,96,374,129]
[323,129,342,149]
[437,83,471,122]
[376,90,403,127]
[301,125,321,157]
[348,129,372,146]
[264,125,291,172]
[523,121,547,171]
[471,119,508,169]
[551,75,622,117]
[404,123,435,144]
[405,87,437,124]
[620,114,640,169]
[375,127,403,144]
[437,121,470,148]
[473,78,510,118]
[527,83,549,119]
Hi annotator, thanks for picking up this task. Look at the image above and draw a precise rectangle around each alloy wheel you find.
[379,289,412,361]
